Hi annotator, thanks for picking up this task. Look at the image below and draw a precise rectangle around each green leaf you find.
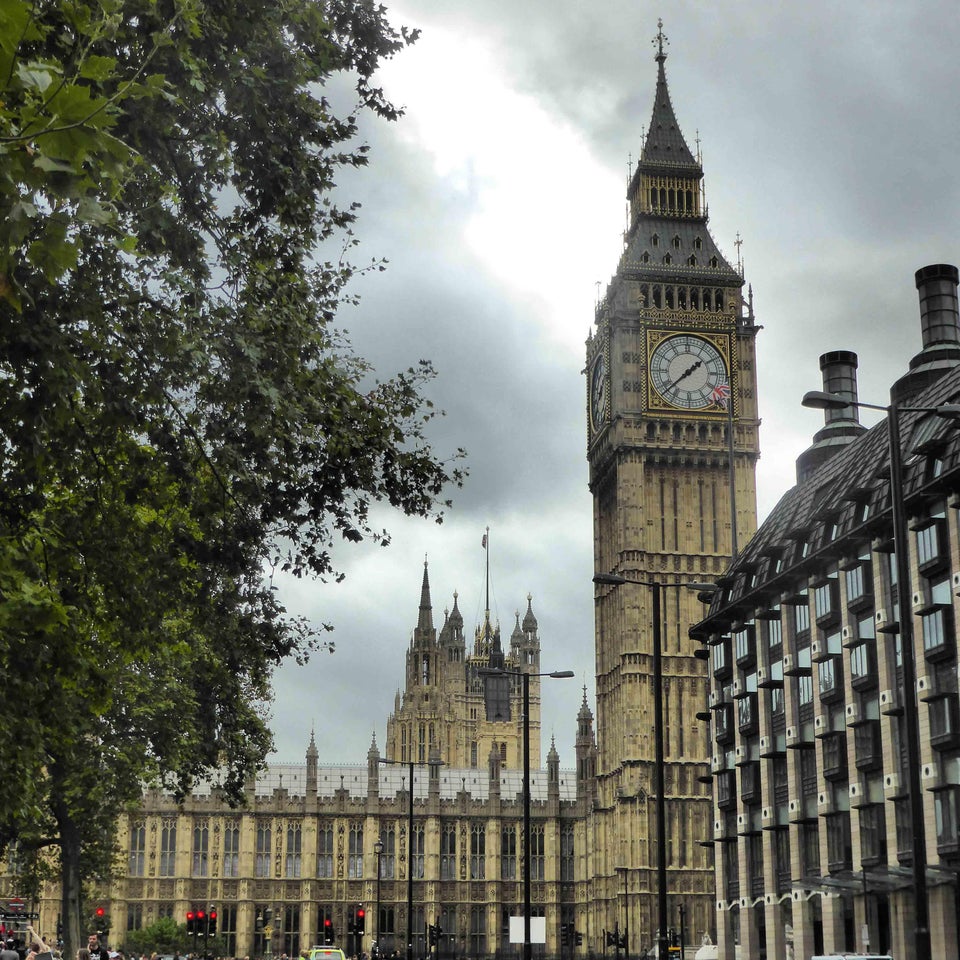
[16,62,57,93]
[33,154,78,174]
[78,54,117,82]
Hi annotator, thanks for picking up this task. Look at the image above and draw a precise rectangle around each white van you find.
[810,954,894,960]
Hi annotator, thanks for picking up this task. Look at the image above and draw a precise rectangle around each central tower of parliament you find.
[28,24,761,960]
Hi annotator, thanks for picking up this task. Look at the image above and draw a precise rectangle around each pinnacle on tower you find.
[642,19,698,168]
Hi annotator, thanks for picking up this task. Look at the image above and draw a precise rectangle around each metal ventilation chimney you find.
[892,263,960,403]
[796,350,866,483]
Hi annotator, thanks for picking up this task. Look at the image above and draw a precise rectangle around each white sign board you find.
[508,917,546,945]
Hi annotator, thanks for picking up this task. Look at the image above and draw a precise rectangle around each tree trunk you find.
[57,805,83,960]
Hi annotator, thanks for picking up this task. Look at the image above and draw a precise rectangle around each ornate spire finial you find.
[653,18,668,62]
[734,231,743,275]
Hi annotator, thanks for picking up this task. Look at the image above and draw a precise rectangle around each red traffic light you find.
[357,909,365,919]
[186,912,195,921]
[197,910,206,920]
[324,919,332,927]
[210,910,217,920]
[95,908,105,918]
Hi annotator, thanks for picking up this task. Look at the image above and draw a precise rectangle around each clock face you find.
[649,334,729,410]
[590,353,607,431]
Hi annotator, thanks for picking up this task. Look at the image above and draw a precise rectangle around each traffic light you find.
[561,924,571,947]
[197,909,206,936]
[347,907,355,936]
[576,932,583,946]
[186,911,196,935]
[323,918,333,944]
[255,912,263,933]
[356,908,365,936]
[428,924,439,947]
[95,907,106,934]
[208,909,217,935]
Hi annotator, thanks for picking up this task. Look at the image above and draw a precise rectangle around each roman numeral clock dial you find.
[590,351,607,433]
[648,333,730,412]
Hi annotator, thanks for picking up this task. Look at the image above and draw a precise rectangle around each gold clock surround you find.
[645,328,733,415]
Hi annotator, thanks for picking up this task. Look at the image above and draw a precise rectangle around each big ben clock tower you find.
[586,22,760,948]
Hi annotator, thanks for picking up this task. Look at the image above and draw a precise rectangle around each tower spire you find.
[653,17,668,62]
[417,556,433,632]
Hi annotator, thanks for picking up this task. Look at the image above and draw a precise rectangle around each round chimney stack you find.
[915,263,960,348]
[819,350,860,425]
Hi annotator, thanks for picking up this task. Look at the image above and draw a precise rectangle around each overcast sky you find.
[266,0,960,768]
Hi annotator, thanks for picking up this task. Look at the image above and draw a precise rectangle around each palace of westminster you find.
[19,22,960,960]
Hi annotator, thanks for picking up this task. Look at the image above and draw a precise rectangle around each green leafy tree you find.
[124,916,209,955]
[0,0,463,956]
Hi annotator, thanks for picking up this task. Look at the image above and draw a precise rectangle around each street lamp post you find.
[615,866,629,960]
[593,575,717,960]
[480,666,574,960]
[801,389,960,960]
[379,756,443,960]
[374,836,384,959]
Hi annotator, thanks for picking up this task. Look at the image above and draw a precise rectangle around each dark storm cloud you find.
[269,0,960,764]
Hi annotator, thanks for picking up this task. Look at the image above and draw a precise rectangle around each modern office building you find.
[691,265,960,959]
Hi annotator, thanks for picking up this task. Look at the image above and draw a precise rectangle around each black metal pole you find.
[727,384,738,561]
[678,903,686,960]
[622,870,628,960]
[523,672,532,960]
[652,583,668,960]
[408,760,414,960]
[376,842,382,959]
[887,395,931,960]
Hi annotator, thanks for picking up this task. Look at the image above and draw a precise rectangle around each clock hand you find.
[666,359,702,391]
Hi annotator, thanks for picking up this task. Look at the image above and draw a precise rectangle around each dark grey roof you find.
[187,763,579,801]
[621,218,741,285]
[642,56,699,169]
[696,365,960,624]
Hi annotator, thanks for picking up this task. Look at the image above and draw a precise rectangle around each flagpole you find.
[727,379,738,560]
[484,526,490,616]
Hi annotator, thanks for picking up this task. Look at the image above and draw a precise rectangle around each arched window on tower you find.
[678,287,687,309]
[673,235,681,249]
[650,187,658,209]
[663,253,672,265]
[640,284,649,305]
[641,251,650,263]
[651,233,660,247]
[422,655,429,684]
[665,286,674,308]
[659,187,667,208]
[686,189,694,211]
[653,285,662,308]
[688,255,697,266]
[690,288,699,309]
[694,237,703,250]
[715,289,724,310]
[703,289,712,310]
[709,256,718,268]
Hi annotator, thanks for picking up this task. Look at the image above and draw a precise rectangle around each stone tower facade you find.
[585,23,761,948]
[385,559,545,771]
